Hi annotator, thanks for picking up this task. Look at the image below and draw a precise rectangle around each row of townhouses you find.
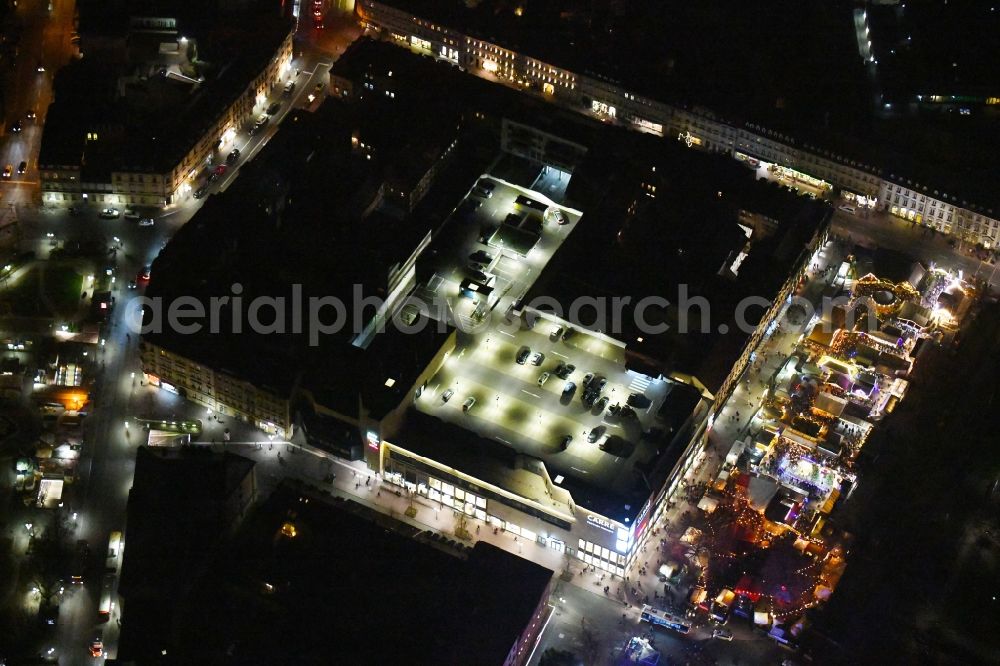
[357,0,1000,250]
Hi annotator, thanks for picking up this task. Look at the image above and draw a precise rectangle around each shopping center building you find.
[143,36,831,575]
[356,0,1000,248]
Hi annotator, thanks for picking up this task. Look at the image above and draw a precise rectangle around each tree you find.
[538,647,583,666]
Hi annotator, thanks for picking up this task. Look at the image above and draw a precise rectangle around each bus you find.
[105,531,122,573]
[97,574,116,622]
[640,605,691,635]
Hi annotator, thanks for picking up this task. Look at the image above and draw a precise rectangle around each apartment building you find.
[39,17,294,208]
[358,0,1000,249]
[140,340,293,437]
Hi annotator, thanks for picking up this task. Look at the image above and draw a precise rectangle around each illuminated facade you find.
[140,341,292,437]
[358,0,1000,248]
[40,31,294,208]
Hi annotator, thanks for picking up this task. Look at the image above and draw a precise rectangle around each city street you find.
[0,8,361,663]
[0,0,74,227]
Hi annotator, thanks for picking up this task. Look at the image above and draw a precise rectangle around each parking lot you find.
[417,173,582,327]
[416,316,675,491]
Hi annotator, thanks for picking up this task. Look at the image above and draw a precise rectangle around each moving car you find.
[1,164,11,179]
[123,208,139,219]
[89,639,104,657]
[462,397,475,413]
[137,265,151,282]
[441,388,454,403]
[26,110,36,120]
[193,185,208,199]
[550,325,564,341]
[713,628,734,641]
[99,207,119,218]
[227,148,241,164]
[283,80,296,96]
[137,217,154,227]
[10,120,21,133]
[17,160,26,174]
[562,381,576,395]
[515,346,531,364]
[214,164,228,176]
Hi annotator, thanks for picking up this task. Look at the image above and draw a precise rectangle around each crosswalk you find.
[627,373,652,393]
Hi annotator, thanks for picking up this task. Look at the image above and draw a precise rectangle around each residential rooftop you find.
[362,0,1000,217]
[143,104,464,415]
[528,129,831,394]
[167,481,553,663]
[40,4,292,175]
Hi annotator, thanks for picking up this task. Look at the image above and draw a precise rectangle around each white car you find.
[441,388,454,403]
[537,372,550,386]
[462,397,476,413]
[137,218,155,227]
[713,628,734,641]
[99,208,120,219]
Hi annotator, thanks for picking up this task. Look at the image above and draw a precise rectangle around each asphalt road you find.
[0,11,362,664]
[0,0,73,218]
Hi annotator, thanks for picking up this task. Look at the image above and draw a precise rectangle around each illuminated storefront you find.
[890,205,922,224]
[381,440,637,574]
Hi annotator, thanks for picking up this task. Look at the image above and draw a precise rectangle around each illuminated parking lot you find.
[418,174,582,323]
[417,317,676,490]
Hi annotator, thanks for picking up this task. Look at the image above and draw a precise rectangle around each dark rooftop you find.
[40,3,292,175]
[118,446,256,660]
[528,129,830,393]
[143,106,452,413]
[162,481,552,664]
[365,0,1000,216]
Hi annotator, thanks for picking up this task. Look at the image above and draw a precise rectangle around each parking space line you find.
[521,390,541,399]
[552,351,568,359]
[498,331,515,338]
